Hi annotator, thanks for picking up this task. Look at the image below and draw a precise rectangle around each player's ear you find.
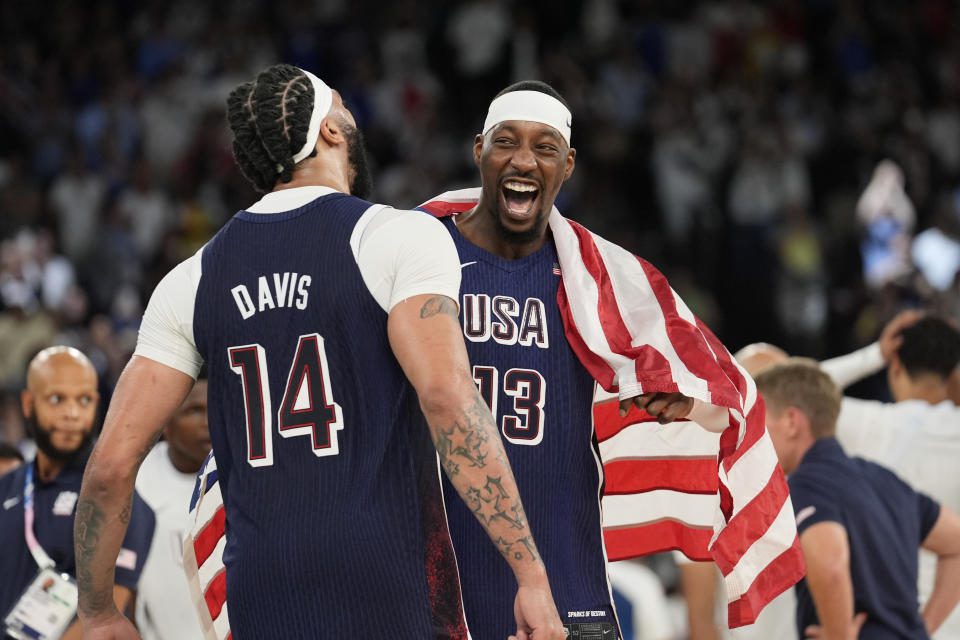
[563,147,576,182]
[473,134,484,167]
[20,390,33,418]
[784,406,803,439]
[888,354,904,377]
[318,115,345,147]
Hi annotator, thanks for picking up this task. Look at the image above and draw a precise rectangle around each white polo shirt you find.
[825,345,960,640]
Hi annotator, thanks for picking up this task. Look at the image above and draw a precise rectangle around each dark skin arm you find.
[61,586,132,640]
[389,294,563,640]
[619,392,694,424]
[74,357,194,639]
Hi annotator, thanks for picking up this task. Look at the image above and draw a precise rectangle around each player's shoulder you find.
[151,247,205,298]
[354,204,452,249]
[787,458,841,494]
[366,203,443,225]
[852,454,909,487]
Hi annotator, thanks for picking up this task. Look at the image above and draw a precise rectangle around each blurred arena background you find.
[0,1,958,636]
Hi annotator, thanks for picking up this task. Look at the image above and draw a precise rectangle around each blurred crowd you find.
[1,0,959,463]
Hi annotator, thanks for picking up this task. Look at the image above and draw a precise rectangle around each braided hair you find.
[226,64,318,193]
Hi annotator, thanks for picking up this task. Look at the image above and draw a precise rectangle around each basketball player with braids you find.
[74,64,564,640]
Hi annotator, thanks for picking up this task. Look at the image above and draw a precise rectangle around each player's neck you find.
[272,161,350,196]
[457,204,549,260]
[34,452,66,483]
[167,446,202,475]
[901,377,949,405]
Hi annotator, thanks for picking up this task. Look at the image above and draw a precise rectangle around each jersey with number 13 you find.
[438,216,617,639]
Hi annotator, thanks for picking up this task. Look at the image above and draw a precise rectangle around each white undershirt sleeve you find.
[352,207,461,312]
[133,249,205,378]
[820,342,885,390]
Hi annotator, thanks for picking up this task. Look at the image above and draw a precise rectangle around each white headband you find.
[290,68,334,166]
[482,90,572,145]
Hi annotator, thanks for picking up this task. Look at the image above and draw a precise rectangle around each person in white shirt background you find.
[822,312,960,640]
[677,310,960,640]
[134,369,211,640]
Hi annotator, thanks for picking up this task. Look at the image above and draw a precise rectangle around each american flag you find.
[420,188,805,627]
[183,452,230,640]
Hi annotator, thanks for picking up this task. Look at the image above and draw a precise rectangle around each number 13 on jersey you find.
[228,333,344,467]
[473,365,545,446]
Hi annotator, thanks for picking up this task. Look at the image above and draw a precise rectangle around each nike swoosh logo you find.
[3,496,20,510]
[460,261,477,269]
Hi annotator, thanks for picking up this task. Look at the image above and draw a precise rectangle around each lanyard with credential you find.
[23,464,56,570]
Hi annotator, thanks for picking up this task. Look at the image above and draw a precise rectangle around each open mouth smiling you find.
[500,178,541,221]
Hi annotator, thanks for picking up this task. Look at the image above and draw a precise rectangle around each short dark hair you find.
[493,80,570,110]
[0,442,24,463]
[899,316,960,380]
[754,359,842,439]
[226,64,320,193]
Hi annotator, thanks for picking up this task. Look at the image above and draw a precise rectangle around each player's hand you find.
[80,613,141,640]
[510,583,565,640]
[879,309,923,362]
[619,391,694,424]
[803,612,867,639]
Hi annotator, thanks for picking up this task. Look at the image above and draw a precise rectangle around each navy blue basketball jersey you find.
[191,194,464,639]
[438,217,619,638]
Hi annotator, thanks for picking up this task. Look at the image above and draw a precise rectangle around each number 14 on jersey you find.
[229,333,344,467]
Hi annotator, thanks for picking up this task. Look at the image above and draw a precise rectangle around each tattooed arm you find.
[389,293,564,640]
[75,357,194,638]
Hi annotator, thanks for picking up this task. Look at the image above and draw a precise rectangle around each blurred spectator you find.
[856,160,916,290]
[446,0,509,82]
[33,229,76,313]
[912,191,960,292]
[116,159,175,261]
[0,347,155,637]
[48,148,105,263]
[776,204,827,352]
[0,242,57,391]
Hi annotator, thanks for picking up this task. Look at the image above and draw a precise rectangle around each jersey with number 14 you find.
[439,217,618,638]
[135,187,466,639]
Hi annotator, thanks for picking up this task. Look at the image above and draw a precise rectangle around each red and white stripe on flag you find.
[420,189,805,628]
[182,456,231,640]
[595,391,719,563]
